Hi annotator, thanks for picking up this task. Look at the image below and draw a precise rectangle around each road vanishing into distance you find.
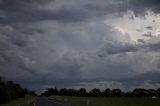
[29,97,70,106]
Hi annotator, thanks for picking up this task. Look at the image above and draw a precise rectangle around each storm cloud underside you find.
[0,0,160,92]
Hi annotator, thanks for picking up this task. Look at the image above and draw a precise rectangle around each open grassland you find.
[49,96,160,106]
[0,95,35,106]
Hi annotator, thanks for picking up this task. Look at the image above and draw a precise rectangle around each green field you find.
[0,95,35,106]
[49,96,160,106]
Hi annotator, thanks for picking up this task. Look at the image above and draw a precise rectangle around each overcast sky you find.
[0,0,160,93]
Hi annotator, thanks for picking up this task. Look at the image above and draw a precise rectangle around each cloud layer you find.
[0,0,160,92]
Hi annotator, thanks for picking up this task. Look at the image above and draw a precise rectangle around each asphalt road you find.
[29,97,70,106]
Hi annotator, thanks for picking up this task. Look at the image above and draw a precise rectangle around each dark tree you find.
[48,88,59,95]
[39,86,160,98]
[67,89,78,96]
[148,89,157,97]
[78,88,87,96]
[157,88,160,97]
[0,83,10,103]
[0,78,28,104]
[59,88,68,96]
[41,88,58,96]
[111,89,122,97]
[133,88,149,97]
[123,92,134,97]
[89,88,101,97]
[102,88,111,97]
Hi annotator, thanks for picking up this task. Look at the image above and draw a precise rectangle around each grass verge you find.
[0,95,35,106]
[49,96,160,106]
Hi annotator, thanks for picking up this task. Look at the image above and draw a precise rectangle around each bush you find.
[0,79,27,104]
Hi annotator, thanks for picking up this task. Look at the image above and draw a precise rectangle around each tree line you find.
[0,77,37,104]
[41,87,160,98]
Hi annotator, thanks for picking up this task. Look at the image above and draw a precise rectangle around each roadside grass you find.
[49,96,160,106]
[0,95,35,106]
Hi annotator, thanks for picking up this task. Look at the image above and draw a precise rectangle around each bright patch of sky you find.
[105,11,160,44]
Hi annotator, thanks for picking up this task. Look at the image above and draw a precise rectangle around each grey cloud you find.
[0,0,160,92]
[137,39,146,44]
[101,42,138,55]
[0,0,64,24]
[128,15,134,20]
[145,26,153,30]
[0,25,35,48]
[146,42,160,51]
[127,0,160,16]
[100,37,160,56]
[0,0,159,25]
[136,29,143,32]
[119,72,160,84]
[1,19,160,91]
[142,33,153,37]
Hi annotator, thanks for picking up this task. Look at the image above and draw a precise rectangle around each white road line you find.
[33,99,37,106]
[33,102,36,106]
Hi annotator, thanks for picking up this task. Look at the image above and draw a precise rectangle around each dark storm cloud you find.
[0,0,159,25]
[0,0,91,24]
[137,39,146,44]
[146,42,160,51]
[145,26,153,30]
[0,0,60,24]
[142,33,153,37]
[99,38,160,56]
[0,0,160,92]
[118,72,160,84]
[101,42,138,55]
[120,0,160,17]
[0,0,125,24]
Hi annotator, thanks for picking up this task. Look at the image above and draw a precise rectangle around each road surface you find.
[29,97,70,106]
